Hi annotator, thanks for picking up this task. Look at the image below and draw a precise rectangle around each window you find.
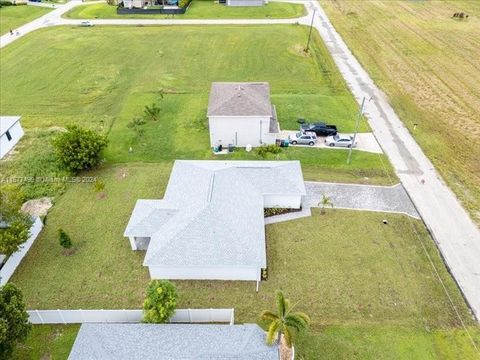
[5,130,12,141]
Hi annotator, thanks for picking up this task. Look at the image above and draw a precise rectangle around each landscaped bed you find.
[9,165,479,357]
[64,0,306,20]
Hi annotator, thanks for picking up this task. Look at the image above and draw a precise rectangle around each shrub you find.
[178,0,191,9]
[143,103,161,122]
[143,280,177,323]
[52,125,108,173]
[0,283,32,359]
[255,144,282,159]
[58,229,72,249]
[93,179,105,193]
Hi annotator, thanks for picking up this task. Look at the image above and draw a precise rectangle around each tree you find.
[52,125,108,173]
[0,283,32,358]
[318,193,334,215]
[0,216,32,257]
[143,103,161,122]
[143,280,177,323]
[0,185,32,257]
[126,116,146,138]
[260,290,310,348]
[0,185,24,222]
[58,229,72,249]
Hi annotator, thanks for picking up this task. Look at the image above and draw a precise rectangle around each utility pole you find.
[347,96,367,165]
[305,9,316,53]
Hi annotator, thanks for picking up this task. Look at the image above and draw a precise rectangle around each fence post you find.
[58,309,66,324]
[188,309,192,323]
[36,309,44,325]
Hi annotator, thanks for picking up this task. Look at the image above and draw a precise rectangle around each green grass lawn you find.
[0,24,393,199]
[9,162,479,358]
[64,0,306,19]
[0,5,51,35]
[12,325,80,360]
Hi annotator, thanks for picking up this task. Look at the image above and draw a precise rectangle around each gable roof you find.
[207,82,273,117]
[125,161,305,270]
[0,116,21,136]
[68,323,279,360]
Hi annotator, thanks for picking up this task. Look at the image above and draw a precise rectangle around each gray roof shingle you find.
[125,161,306,269]
[207,82,273,117]
[68,323,279,360]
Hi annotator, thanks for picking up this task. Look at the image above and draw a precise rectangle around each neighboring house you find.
[0,116,24,159]
[122,0,178,9]
[68,323,279,360]
[226,0,266,7]
[207,82,280,148]
[124,160,306,286]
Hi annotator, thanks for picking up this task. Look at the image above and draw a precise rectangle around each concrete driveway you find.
[280,130,383,154]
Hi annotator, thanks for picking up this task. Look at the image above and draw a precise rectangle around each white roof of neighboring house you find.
[68,323,279,360]
[124,160,306,269]
[0,116,21,136]
[207,82,273,117]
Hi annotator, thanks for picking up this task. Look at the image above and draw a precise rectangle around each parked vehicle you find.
[300,122,337,136]
[325,134,355,148]
[289,132,317,146]
[80,21,94,27]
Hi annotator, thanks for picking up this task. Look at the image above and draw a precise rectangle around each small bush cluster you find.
[52,125,108,173]
[58,229,72,249]
[143,280,177,323]
[255,144,282,159]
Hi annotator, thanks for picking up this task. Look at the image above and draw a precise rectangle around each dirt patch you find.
[116,167,129,180]
[21,197,53,217]
[287,44,311,58]
[62,248,77,256]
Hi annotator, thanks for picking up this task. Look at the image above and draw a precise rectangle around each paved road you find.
[1,0,479,320]
[305,182,419,218]
[308,1,480,320]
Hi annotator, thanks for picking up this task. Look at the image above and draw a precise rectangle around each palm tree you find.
[318,193,334,215]
[260,290,310,348]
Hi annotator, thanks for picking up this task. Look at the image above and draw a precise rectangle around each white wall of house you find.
[0,121,24,159]
[148,265,260,281]
[263,194,302,209]
[209,116,275,148]
[227,0,265,6]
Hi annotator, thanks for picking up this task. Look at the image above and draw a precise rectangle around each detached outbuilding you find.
[0,116,24,159]
[207,82,280,148]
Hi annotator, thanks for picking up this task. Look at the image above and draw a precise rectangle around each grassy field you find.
[0,5,51,35]
[0,25,395,199]
[320,0,480,225]
[12,325,80,360]
[9,162,479,358]
[64,0,306,19]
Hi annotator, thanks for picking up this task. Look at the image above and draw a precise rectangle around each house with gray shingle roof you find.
[0,116,24,159]
[68,323,279,360]
[124,160,305,286]
[207,82,280,148]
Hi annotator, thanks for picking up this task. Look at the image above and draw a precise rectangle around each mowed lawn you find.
[321,0,480,225]
[10,163,479,358]
[0,24,395,196]
[64,0,306,19]
[0,5,51,35]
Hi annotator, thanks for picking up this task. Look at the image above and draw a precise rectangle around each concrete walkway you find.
[309,1,480,319]
[305,182,419,218]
